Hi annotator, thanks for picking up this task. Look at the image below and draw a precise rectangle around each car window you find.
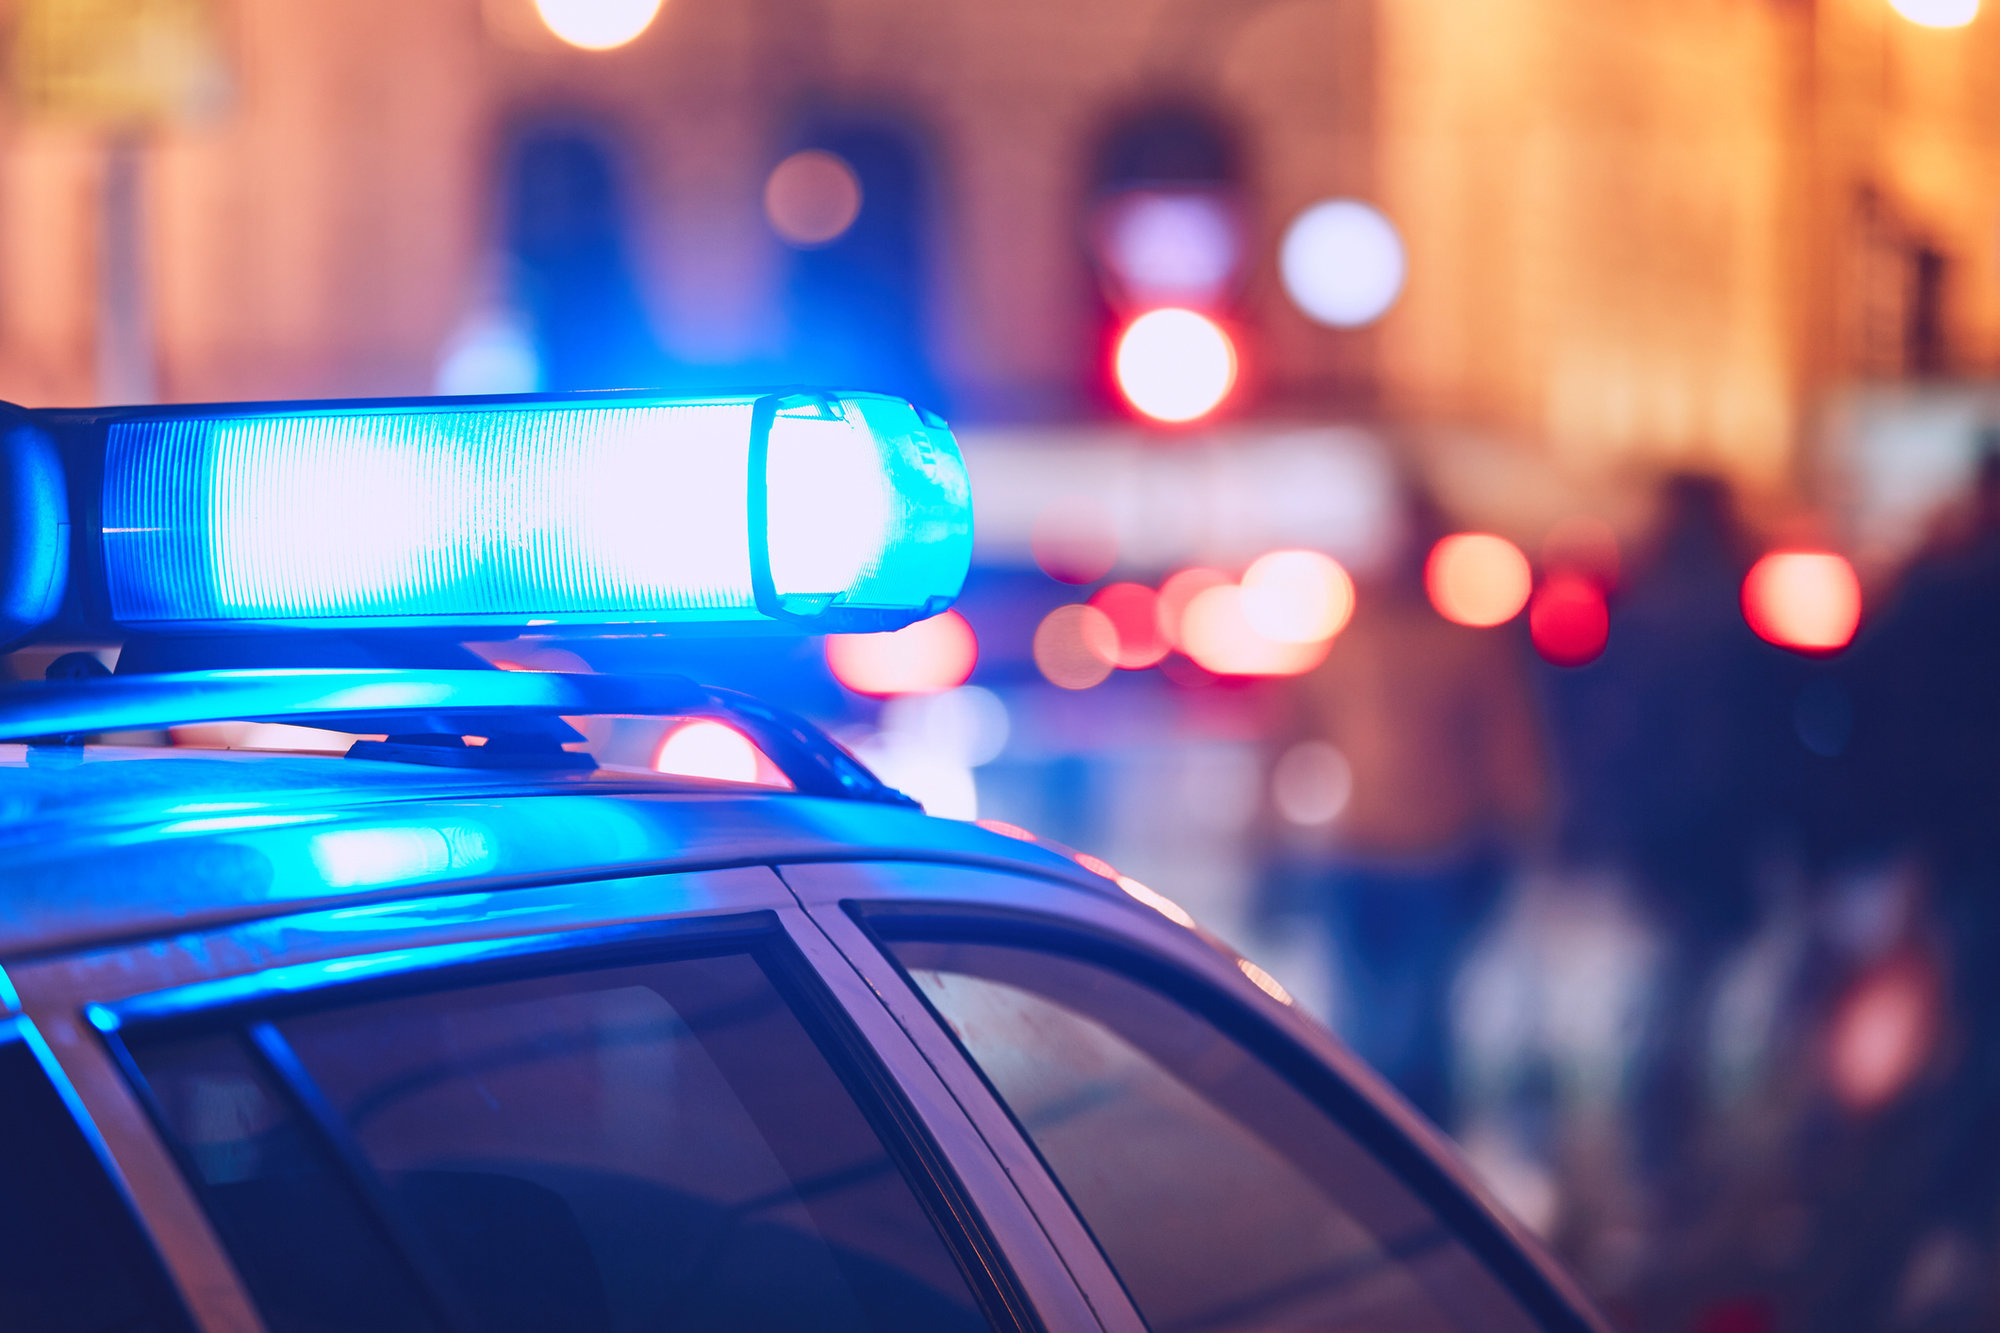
[0,1026,193,1333]
[881,933,1552,1333]
[120,945,997,1333]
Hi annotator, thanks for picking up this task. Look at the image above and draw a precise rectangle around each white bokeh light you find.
[534,0,663,50]
[1279,199,1406,328]
[1114,308,1236,423]
[1888,0,1978,25]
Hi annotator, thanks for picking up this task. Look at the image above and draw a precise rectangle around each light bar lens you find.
[100,392,971,633]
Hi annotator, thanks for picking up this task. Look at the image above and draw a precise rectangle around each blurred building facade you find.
[0,0,1994,505]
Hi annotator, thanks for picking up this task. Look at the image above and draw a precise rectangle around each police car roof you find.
[0,744,1108,961]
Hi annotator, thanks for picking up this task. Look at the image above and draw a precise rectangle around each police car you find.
[0,389,1603,1332]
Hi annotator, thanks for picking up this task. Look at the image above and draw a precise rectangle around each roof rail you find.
[0,668,915,807]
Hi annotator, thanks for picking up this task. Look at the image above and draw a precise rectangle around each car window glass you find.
[885,935,1548,1333]
[127,948,993,1333]
[0,1030,193,1333]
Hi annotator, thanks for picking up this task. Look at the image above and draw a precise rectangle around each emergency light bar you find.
[0,388,972,647]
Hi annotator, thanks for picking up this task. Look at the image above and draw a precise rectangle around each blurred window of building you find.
[502,125,666,391]
[774,121,939,410]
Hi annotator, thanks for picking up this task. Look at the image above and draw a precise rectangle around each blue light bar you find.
[98,390,971,634]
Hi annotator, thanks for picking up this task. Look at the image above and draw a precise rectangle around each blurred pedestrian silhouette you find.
[1551,474,1789,1198]
[1274,489,1546,1127]
[1801,440,2000,1329]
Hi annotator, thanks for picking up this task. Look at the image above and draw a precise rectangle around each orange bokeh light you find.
[1156,567,1230,649]
[825,610,978,696]
[1180,583,1332,677]
[1426,532,1533,627]
[1088,582,1170,668]
[1033,604,1119,689]
[1741,551,1861,653]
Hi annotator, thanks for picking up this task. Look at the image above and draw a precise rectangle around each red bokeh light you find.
[1088,582,1170,668]
[1741,551,1861,653]
[1529,573,1609,666]
[825,610,978,696]
[1426,532,1533,627]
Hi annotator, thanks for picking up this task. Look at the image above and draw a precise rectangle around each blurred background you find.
[8,0,2000,1327]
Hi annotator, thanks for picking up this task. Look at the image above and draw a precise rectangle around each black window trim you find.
[850,900,1600,1333]
[93,909,1043,1333]
[0,1012,198,1332]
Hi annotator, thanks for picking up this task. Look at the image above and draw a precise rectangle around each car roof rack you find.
[0,668,916,807]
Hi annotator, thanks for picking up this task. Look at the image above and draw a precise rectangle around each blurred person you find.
[1793,442,2000,1328]
[1545,474,1791,1204]
[1272,489,1547,1128]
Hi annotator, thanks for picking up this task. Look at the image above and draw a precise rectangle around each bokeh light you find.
[653,720,761,784]
[1031,495,1119,584]
[826,609,978,696]
[1271,739,1353,826]
[1156,567,1231,649]
[878,685,1011,767]
[1828,952,1940,1112]
[1741,551,1862,653]
[1034,604,1119,689]
[533,0,663,49]
[1529,573,1610,666]
[1097,191,1241,306]
[1426,533,1533,627]
[1278,199,1406,328]
[1114,308,1237,423]
[764,150,863,247]
[1240,549,1356,644]
[1089,582,1171,668]
[1180,583,1332,676]
[1888,0,1978,26]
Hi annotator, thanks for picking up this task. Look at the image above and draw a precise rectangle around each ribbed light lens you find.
[101,392,970,633]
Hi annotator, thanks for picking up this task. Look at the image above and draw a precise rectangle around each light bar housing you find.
[10,388,971,647]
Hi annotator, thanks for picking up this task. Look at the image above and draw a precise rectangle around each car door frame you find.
[9,864,1107,1333]
[779,858,1614,1333]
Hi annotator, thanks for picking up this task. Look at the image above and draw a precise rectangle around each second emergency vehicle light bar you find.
[87,389,970,636]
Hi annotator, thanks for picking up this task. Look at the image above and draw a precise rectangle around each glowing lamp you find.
[826,609,978,696]
[1742,551,1861,653]
[1426,533,1532,628]
[1114,309,1236,424]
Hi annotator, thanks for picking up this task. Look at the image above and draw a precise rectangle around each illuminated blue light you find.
[100,391,971,632]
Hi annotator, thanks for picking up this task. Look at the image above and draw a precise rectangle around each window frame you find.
[0,1013,198,1333]
[846,897,1607,1333]
[91,909,1046,1333]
